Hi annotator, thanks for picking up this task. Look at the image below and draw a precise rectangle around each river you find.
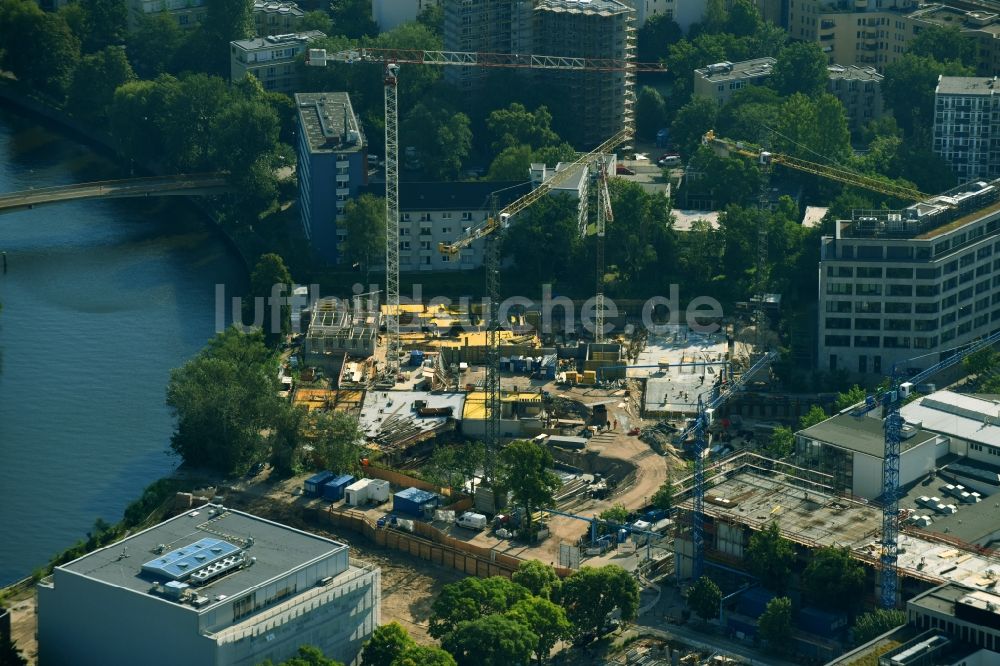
[0,107,247,585]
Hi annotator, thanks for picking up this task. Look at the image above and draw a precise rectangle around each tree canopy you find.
[511,560,561,601]
[429,576,531,639]
[769,41,829,98]
[261,645,343,666]
[559,565,639,637]
[341,194,386,279]
[802,547,866,612]
[361,622,416,666]
[686,575,721,622]
[852,609,906,645]
[440,614,537,666]
[498,440,561,531]
[248,253,293,345]
[758,597,793,650]
[746,521,795,593]
[165,327,284,475]
[507,596,573,663]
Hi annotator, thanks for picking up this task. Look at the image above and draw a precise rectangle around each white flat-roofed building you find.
[818,179,1000,378]
[693,58,776,107]
[230,31,325,93]
[37,504,380,666]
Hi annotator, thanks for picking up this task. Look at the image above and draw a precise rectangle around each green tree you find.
[392,645,456,666]
[441,615,536,666]
[716,86,783,145]
[361,622,416,666]
[769,41,829,97]
[766,427,795,459]
[670,97,719,159]
[801,546,866,612]
[69,45,135,122]
[686,575,721,622]
[498,440,561,531]
[487,103,560,152]
[511,560,561,601]
[501,194,580,284]
[637,13,682,63]
[798,405,828,429]
[486,144,534,181]
[606,179,675,294]
[0,0,80,100]
[159,73,231,171]
[559,565,639,637]
[758,596,793,650]
[166,327,284,475]
[0,634,27,666]
[746,521,794,593]
[127,13,184,78]
[688,148,763,208]
[726,0,762,36]
[908,24,977,69]
[883,54,973,136]
[507,597,573,664]
[80,0,127,51]
[329,0,377,38]
[426,442,486,493]
[416,2,444,36]
[598,503,629,525]
[852,609,906,645]
[429,576,532,639]
[262,645,344,666]
[211,96,281,172]
[300,9,333,33]
[341,193,386,280]
[401,104,472,180]
[248,253,293,345]
[834,384,867,410]
[635,86,668,142]
[308,411,365,476]
[202,0,254,73]
[651,474,674,510]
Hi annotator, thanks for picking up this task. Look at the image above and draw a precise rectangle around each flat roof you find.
[901,390,1000,447]
[908,582,1000,618]
[61,505,346,611]
[827,64,882,81]
[295,92,364,155]
[464,390,543,420]
[232,29,324,51]
[695,57,776,82]
[360,390,466,444]
[898,479,1000,544]
[937,76,999,95]
[534,0,632,15]
[253,0,303,16]
[798,412,939,458]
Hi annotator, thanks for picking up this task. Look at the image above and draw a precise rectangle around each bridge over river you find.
[0,173,231,214]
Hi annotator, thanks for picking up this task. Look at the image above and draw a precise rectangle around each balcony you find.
[336,187,349,196]
[336,160,349,168]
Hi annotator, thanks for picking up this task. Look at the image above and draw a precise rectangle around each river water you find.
[0,107,247,585]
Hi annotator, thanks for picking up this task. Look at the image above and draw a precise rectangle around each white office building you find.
[818,179,1000,378]
[38,504,380,666]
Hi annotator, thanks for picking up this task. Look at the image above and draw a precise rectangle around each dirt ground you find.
[7,590,36,664]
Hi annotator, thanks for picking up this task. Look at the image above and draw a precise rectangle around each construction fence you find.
[309,506,574,580]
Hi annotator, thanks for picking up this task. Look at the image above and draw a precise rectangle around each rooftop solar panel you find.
[141,538,241,581]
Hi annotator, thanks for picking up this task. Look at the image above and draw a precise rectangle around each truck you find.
[455,511,488,531]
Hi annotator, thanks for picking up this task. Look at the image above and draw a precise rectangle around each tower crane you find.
[850,329,1000,609]
[307,47,665,380]
[595,155,613,343]
[702,130,930,203]
[672,350,778,582]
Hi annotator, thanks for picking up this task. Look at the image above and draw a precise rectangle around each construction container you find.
[513,356,527,373]
[345,478,374,506]
[796,607,847,637]
[736,587,775,617]
[304,471,335,497]
[564,371,578,384]
[321,474,355,501]
[500,357,511,371]
[367,479,390,503]
[409,350,425,366]
[548,435,588,450]
[393,487,440,517]
[581,370,597,385]
[531,357,542,372]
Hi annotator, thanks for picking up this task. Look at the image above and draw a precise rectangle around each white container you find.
[367,479,390,504]
[345,478,373,506]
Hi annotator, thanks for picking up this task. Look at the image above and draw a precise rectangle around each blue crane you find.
[852,329,1000,609]
[673,351,778,582]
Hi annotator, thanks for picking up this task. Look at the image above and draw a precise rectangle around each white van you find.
[456,511,488,531]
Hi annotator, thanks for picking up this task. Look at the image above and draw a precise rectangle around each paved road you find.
[0,173,230,214]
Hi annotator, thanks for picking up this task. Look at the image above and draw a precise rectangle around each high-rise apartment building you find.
[818,179,1000,378]
[37,504,380,666]
[443,0,633,148]
[932,76,1000,183]
[296,93,368,263]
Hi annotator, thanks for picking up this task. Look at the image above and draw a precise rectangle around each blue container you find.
[617,528,629,543]
[727,616,758,638]
[514,356,527,372]
[737,588,775,618]
[393,487,440,517]
[321,474,355,501]
[500,357,511,371]
[410,350,425,366]
[531,357,542,372]
[796,607,847,637]
[643,509,669,523]
[304,471,335,497]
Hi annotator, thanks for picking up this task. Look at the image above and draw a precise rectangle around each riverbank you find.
[0,76,252,273]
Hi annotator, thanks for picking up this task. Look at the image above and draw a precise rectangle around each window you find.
[916,302,939,313]
[441,254,450,263]
[420,213,431,222]
[827,266,854,277]
[462,212,472,220]
[888,284,912,297]
[827,301,852,313]
[883,336,910,348]
[886,267,912,279]
[856,301,882,314]
[857,266,882,278]
[400,241,410,250]
[960,270,974,284]
[961,253,975,267]
[945,260,958,274]
[854,335,880,348]
[233,594,256,621]
[885,302,912,313]
[826,317,851,329]
[857,284,882,296]
[917,285,940,297]
[886,319,911,331]
[420,241,431,250]
[825,335,851,346]
[914,319,938,331]
[442,212,452,219]
[441,227,452,234]
[420,227,432,236]
[855,318,881,330]
[403,213,411,221]
[827,283,853,295]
